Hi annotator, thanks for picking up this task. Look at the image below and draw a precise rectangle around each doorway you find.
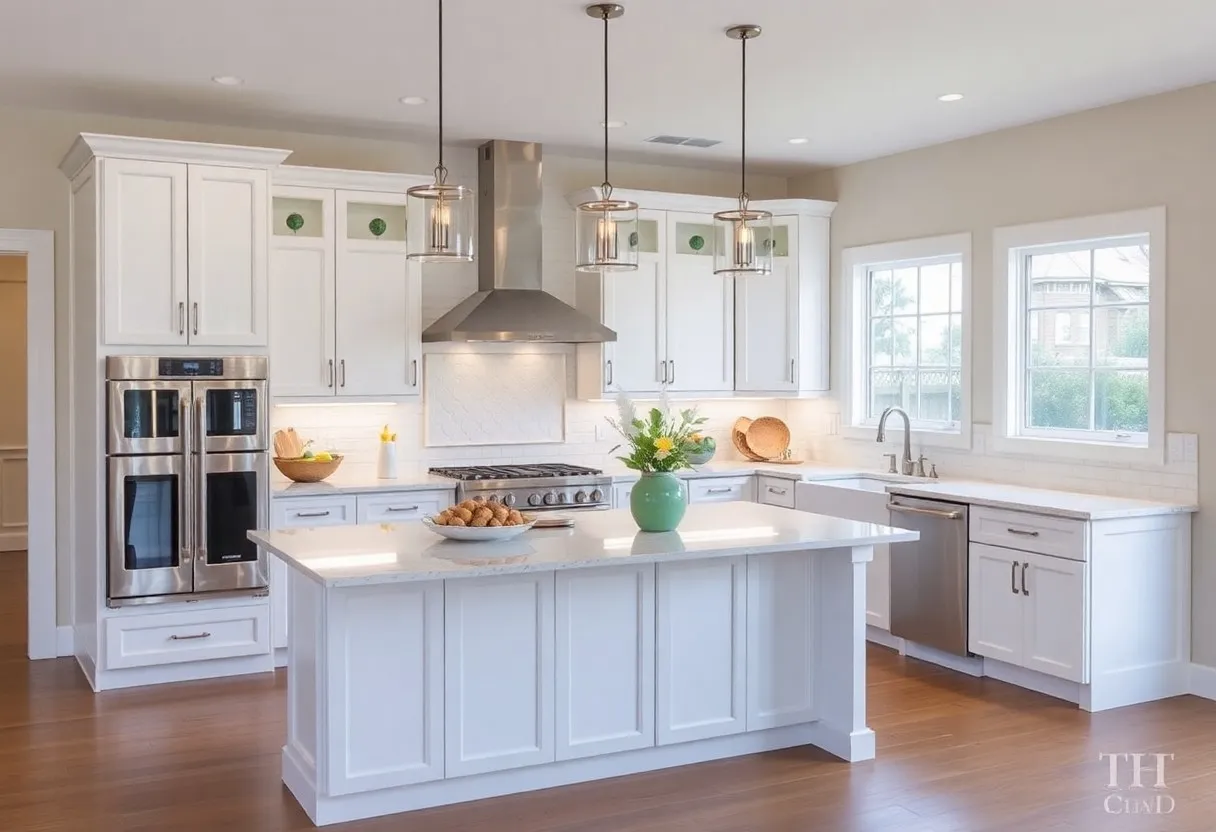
[0,254,26,657]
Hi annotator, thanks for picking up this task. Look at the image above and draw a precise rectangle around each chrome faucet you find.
[876,406,915,476]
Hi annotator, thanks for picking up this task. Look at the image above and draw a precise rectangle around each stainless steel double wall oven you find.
[106,356,270,604]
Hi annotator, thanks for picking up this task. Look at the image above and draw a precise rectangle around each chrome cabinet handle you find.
[767,486,787,495]
[888,503,963,521]
[605,359,613,387]
[1007,527,1040,537]
[192,302,199,336]
[178,302,185,335]
[196,396,207,565]
[659,360,667,384]
[385,505,419,513]
[169,632,211,641]
[410,359,418,387]
[339,359,346,388]
[294,510,331,518]
[1011,561,1020,595]
[789,358,795,382]
[706,487,733,494]
[1021,562,1029,596]
[669,360,676,385]
[328,359,334,388]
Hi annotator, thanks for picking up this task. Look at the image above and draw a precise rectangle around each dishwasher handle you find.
[888,502,964,521]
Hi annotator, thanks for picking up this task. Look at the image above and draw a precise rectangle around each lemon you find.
[314,451,333,463]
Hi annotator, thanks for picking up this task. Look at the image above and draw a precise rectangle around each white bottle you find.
[377,441,398,480]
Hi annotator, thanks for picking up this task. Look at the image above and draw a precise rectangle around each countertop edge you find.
[883,483,1197,520]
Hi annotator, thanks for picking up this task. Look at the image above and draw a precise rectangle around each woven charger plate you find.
[731,417,766,461]
[746,417,791,460]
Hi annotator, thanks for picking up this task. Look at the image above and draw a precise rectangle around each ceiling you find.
[5,0,1216,174]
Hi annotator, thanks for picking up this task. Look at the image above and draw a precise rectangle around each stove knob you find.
[528,493,543,507]
[589,488,604,503]
[543,492,558,506]
[574,490,588,504]
[556,492,569,504]
[487,494,500,503]
[502,493,517,507]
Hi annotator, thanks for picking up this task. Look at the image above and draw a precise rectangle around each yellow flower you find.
[654,436,674,453]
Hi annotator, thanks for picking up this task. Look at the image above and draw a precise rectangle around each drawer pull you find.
[1011,561,1019,595]
[385,505,420,513]
[705,487,734,494]
[1021,562,1029,596]
[1006,527,1040,537]
[295,510,332,518]
[168,632,212,641]
[767,486,788,495]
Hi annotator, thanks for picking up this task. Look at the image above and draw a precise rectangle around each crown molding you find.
[59,133,292,179]
[273,164,433,192]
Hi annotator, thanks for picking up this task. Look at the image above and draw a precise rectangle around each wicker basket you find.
[273,455,344,483]
[745,417,792,460]
[731,417,767,461]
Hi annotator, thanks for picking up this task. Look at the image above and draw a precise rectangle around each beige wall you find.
[0,254,27,551]
[791,81,1216,666]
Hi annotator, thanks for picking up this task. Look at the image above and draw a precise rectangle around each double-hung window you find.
[842,234,971,447]
[994,208,1165,460]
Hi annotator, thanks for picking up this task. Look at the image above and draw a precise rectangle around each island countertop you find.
[249,502,919,588]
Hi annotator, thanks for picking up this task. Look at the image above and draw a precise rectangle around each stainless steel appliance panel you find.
[108,454,193,600]
[195,380,269,454]
[887,495,970,656]
[192,449,269,593]
[107,380,193,456]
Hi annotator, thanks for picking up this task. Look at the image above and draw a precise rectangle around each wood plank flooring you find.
[0,551,1213,831]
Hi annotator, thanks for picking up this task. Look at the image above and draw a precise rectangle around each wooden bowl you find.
[273,455,344,483]
[730,417,767,461]
[746,417,792,460]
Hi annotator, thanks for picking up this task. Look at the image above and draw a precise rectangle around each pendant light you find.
[575,4,638,273]
[713,25,772,277]
[407,0,474,262]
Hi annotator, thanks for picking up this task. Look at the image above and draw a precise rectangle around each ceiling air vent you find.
[644,135,723,148]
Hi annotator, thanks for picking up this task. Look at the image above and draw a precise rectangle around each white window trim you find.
[992,207,1166,464]
[840,233,972,450]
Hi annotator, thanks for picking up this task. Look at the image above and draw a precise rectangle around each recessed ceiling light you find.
[211,75,244,86]
[600,120,627,128]
[399,96,428,105]
[938,93,964,102]
[787,137,809,145]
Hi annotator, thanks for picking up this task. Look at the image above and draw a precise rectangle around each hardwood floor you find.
[0,559,1212,831]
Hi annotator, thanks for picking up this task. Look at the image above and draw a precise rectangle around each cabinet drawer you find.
[357,490,451,524]
[105,604,270,670]
[272,495,357,528]
[757,476,795,508]
[969,507,1087,561]
[687,477,755,504]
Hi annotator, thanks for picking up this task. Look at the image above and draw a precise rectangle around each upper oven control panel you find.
[158,358,225,377]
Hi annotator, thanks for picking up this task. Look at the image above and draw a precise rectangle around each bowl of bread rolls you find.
[421,498,537,541]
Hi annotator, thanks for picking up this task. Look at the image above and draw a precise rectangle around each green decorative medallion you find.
[285,213,304,234]
[368,217,387,237]
[630,472,687,533]
[629,230,639,248]
[688,234,705,251]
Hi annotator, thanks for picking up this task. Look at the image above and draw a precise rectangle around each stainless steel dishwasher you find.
[887,494,970,656]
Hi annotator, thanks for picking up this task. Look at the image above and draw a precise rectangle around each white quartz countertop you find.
[271,464,457,497]
[880,479,1196,520]
[249,502,919,588]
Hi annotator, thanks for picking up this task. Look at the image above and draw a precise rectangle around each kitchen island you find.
[249,503,918,827]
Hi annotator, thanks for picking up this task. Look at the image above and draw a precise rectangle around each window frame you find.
[841,233,972,449]
[992,207,1166,463]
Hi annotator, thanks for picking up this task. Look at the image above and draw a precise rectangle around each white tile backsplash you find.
[424,352,568,446]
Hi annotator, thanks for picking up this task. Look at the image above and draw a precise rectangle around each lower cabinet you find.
[686,476,755,504]
[104,603,270,670]
[655,557,747,744]
[555,565,655,759]
[444,573,556,777]
[968,543,1087,682]
[324,582,444,794]
[746,552,816,730]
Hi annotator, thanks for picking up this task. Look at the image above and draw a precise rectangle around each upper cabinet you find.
[269,167,428,400]
[568,190,835,399]
[60,134,290,347]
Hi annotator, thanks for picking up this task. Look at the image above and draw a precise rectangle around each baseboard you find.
[1189,663,1216,701]
[983,658,1081,705]
[0,530,27,552]
[865,626,903,652]
[56,625,74,657]
[901,639,985,677]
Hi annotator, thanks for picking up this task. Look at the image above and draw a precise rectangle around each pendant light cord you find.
[601,8,611,196]
[739,32,747,206]
[435,0,447,184]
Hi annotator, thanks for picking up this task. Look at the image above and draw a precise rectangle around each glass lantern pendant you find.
[575,4,638,273]
[713,25,773,277]
[407,0,474,262]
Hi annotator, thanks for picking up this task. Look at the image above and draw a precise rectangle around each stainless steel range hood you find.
[421,140,617,343]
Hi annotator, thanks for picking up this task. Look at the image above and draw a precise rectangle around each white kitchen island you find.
[248,503,918,827]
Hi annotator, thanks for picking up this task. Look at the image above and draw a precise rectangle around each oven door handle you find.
[196,395,207,568]
[181,397,193,565]
[887,502,964,521]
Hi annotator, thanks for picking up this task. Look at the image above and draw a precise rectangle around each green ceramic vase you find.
[630,472,687,532]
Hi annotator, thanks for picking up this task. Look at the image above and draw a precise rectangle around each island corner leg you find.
[812,544,875,763]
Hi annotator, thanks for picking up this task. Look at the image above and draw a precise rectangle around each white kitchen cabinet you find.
[746,553,815,730]
[445,573,556,776]
[1021,551,1087,683]
[600,211,666,394]
[103,602,270,670]
[355,490,451,524]
[757,476,795,508]
[100,157,190,345]
[968,543,1025,664]
[665,213,734,393]
[687,476,754,504]
[612,482,634,510]
[555,565,655,759]
[187,164,269,346]
[655,557,746,744]
[324,581,445,794]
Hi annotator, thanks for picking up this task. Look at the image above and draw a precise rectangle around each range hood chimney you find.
[421,140,617,343]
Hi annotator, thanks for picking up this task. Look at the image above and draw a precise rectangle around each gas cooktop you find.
[428,464,604,481]
[428,464,612,510]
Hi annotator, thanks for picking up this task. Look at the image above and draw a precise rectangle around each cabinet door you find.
[746,553,815,730]
[555,565,655,760]
[187,165,269,346]
[324,582,444,794]
[968,543,1024,663]
[866,544,891,631]
[735,218,797,392]
[612,482,634,509]
[335,191,420,398]
[270,187,336,397]
[445,573,555,776]
[603,210,666,393]
[101,158,189,345]
[1022,552,1088,683]
[687,477,754,504]
[656,557,746,744]
[665,213,734,392]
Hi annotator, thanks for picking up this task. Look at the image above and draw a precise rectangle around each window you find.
[842,234,971,447]
[994,208,1165,460]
